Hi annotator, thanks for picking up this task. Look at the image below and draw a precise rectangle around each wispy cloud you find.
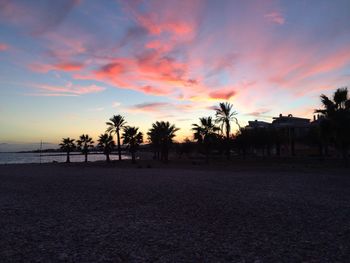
[264,11,285,25]
[0,0,81,34]
[30,62,84,73]
[87,107,104,112]
[128,102,170,113]
[0,43,9,51]
[112,102,121,108]
[28,83,105,96]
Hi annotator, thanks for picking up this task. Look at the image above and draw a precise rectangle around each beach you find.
[0,161,349,262]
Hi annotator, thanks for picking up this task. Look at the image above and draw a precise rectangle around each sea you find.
[0,152,130,164]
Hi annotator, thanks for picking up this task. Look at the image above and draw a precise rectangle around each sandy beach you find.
[0,161,349,262]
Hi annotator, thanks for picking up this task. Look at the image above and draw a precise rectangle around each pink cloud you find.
[265,45,350,90]
[44,32,88,60]
[246,108,271,118]
[139,85,170,95]
[31,83,105,96]
[128,101,195,117]
[24,93,78,97]
[209,89,237,100]
[90,50,203,98]
[129,102,170,113]
[30,62,84,73]
[264,11,285,25]
[125,1,199,38]
[0,43,9,51]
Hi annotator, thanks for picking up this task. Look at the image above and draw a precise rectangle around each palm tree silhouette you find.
[97,133,115,162]
[122,126,143,163]
[106,115,126,161]
[315,87,350,159]
[215,102,240,159]
[148,121,179,162]
[192,117,220,163]
[147,124,161,160]
[59,137,76,163]
[76,134,94,162]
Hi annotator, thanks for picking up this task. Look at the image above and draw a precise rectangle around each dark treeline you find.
[58,87,350,164]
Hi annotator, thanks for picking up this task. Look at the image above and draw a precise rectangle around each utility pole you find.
[39,140,42,164]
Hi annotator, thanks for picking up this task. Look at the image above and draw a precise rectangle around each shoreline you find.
[0,157,348,174]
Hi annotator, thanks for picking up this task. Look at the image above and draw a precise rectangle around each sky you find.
[1,0,350,150]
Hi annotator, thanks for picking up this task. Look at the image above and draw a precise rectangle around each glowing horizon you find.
[1,0,350,146]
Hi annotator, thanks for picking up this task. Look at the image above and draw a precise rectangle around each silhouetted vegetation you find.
[147,121,179,162]
[192,117,220,163]
[57,87,349,164]
[106,115,126,161]
[315,87,350,160]
[59,138,76,163]
[215,102,240,160]
[122,126,143,164]
[77,134,94,162]
[97,134,115,162]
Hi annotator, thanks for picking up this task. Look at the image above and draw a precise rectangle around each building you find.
[272,114,310,138]
[245,120,271,129]
[243,114,311,156]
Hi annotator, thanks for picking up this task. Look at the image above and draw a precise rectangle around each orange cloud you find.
[30,62,84,73]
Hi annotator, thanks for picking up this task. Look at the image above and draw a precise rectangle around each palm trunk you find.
[226,124,230,160]
[205,146,209,164]
[117,131,122,161]
[106,153,110,163]
[66,151,70,163]
[131,152,136,164]
[85,152,88,163]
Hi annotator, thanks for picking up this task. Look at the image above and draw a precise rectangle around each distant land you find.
[0,142,58,152]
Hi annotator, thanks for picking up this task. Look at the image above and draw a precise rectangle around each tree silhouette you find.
[192,117,220,163]
[59,137,76,163]
[97,133,115,162]
[215,102,240,159]
[77,134,94,162]
[122,126,143,163]
[106,115,126,161]
[315,87,350,160]
[148,121,179,162]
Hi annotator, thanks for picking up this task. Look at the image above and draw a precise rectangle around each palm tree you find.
[59,137,76,163]
[215,102,240,159]
[147,124,161,160]
[192,117,220,163]
[315,87,350,160]
[122,126,143,163]
[76,134,94,162]
[97,133,115,162]
[147,121,179,162]
[106,115,126,161]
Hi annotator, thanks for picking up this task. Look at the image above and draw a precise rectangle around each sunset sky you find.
[1,0,350,148]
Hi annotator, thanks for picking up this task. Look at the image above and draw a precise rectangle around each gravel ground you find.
[0,163,349,262]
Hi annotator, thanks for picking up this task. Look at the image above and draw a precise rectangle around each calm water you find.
[0,152,130,164]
